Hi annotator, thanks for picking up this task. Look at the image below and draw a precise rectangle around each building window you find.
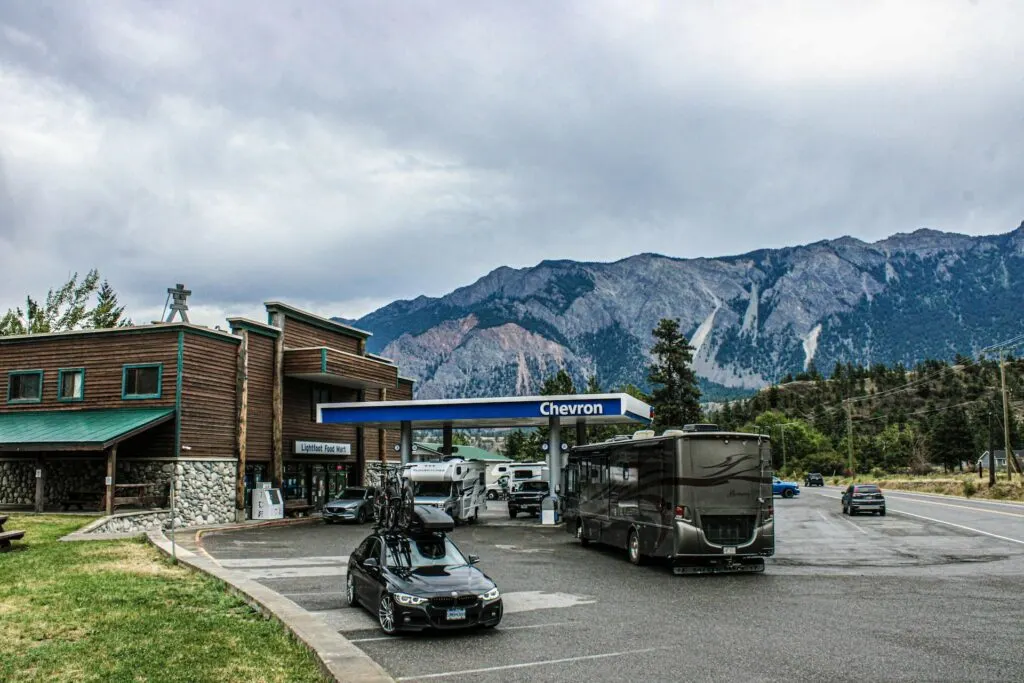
[122,363,162,399]
[57,368,85,402]
[7,370,43,403]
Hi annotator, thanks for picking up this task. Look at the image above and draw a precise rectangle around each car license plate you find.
[723,546,736,555]
[447,608,466,620]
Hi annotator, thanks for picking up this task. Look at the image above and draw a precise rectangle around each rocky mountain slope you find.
[342,222,1024,401]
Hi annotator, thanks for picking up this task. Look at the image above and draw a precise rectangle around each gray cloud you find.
[1,0,1022,326]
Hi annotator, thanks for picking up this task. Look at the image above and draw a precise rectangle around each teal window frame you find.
[7,369,44,404]
[57,367,86,402]
[121,363,163,400]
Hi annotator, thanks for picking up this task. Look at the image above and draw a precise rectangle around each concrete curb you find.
[145,528,395,683]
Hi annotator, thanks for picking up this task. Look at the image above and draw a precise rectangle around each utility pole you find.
[999,350,1016,481]
[988,406,996,488]
[845,400,855,476]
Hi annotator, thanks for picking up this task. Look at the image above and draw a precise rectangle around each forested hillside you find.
[708,355,1024,476]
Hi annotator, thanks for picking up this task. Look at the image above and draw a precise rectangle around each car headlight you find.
[393,592,429,606]
[480,587,500,602]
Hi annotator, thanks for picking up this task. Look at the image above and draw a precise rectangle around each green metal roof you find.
[413,442,511,462]
[0,408,175,451]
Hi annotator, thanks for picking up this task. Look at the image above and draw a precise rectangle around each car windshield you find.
[519,481,548,492]
[384,535,467,569]
[413,482,452,497]
[337,488,365,500]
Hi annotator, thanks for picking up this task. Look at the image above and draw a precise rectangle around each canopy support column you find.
[576,421,587,447]
[442,424,453,456]
[400,421,413,465]
[548,416,561,493]
[34,457,45,513]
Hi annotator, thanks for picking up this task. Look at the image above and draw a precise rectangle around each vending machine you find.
[251,484,284,520]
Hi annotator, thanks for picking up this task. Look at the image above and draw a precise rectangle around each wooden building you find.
[0,300,413,529]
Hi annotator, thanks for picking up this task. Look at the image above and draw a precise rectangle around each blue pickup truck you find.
[772,477,800,499]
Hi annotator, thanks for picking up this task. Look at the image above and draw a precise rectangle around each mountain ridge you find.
[339,222,1024,401]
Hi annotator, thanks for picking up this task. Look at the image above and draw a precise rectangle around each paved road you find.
[200,493,1024,682]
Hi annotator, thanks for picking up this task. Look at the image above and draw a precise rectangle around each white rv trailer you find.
[401,458,488,524]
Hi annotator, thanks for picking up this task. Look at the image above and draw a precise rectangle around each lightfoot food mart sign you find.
[294,441,352,456]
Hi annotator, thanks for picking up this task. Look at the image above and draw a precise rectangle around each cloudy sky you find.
[1,0,1022,328]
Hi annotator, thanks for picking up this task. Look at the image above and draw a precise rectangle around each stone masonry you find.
[1,458,238,531]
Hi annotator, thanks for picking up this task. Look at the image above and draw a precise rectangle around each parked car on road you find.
[346,506,503,634]
[841,483,886,516]
[508,479,550,518]
[322,486,376,524]
[804,472,825,487]
[772,476,800,498]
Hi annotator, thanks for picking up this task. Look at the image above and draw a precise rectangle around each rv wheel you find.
[486,490,497,500]
[576,521,590,546]
[627,529,643,565]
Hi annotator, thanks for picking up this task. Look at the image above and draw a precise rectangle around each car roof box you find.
[409,504,455,532]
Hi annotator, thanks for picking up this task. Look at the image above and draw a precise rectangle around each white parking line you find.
[875,509,1024,547]
[838,515,869,535]
[396,647,670,680]
[818,492,1024,546]
[218,556,348,568]
[870,495,1024,518]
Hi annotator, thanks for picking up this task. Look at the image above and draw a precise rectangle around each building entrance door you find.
[326,466,349,500]
[311,465,328,510]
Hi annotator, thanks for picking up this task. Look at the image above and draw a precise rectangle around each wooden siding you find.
[0,331,178,413]
[179,334,238,459]
[245,333,275,462]
[282,347,399,389]
[324,349,397,387]
[393,379,414,401]
[119,420,176,459]
[282,317,360,355]
[282,378,361,460]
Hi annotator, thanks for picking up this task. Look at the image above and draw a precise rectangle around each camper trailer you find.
[561,426,774,574]
[508,462,548,489]
[401,458,488,524]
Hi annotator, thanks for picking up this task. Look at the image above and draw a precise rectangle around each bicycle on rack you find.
[367,462,415,532]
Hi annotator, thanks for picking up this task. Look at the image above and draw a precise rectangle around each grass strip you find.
[0,515,329,683]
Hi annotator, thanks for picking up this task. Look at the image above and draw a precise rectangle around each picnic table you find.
[62,491,104,511]
[0,514,26,552]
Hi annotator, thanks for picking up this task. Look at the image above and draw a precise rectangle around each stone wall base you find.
[0,458,238,528]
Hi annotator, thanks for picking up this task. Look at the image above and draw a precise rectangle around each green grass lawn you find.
[0,515,329,683]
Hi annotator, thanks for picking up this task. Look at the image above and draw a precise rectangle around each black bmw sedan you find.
[346,526,503,634]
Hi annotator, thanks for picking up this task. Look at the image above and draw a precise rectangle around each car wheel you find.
[576,520,590,546]
[377,594,398,635]
[782,489,794,499]
[849,507,857,516]
[357,507,367,524]
[346,573,358,607]
[842,504,848,515]
[627,529,643,566]
[509,507,517,519]
[880,508,886,516]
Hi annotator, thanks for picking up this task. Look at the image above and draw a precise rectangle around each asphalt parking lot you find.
[200,490,1024,682]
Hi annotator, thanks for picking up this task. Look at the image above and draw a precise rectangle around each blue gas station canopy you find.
[316,393,653,429]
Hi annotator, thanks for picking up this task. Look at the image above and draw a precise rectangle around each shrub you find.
[962,478,976,497]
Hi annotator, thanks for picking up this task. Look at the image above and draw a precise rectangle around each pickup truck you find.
[508,480,550,518]
[772,477,800,499]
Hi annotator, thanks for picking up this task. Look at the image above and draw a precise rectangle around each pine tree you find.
[90,279,132,328]
[646,318,702,430]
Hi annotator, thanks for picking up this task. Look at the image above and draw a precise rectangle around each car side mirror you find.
[363,557,379,569]
[467,554,480,565]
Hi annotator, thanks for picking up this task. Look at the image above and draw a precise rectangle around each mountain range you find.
[339,222,1024,402]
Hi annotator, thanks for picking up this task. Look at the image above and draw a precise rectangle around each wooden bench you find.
[284,500,313,518]
[0,516,26,552]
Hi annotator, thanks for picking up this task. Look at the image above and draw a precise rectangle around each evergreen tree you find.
[646,318,702,430]
[90,279,132,328]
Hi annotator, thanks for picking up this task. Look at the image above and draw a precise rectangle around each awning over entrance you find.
[0,408,175,452]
